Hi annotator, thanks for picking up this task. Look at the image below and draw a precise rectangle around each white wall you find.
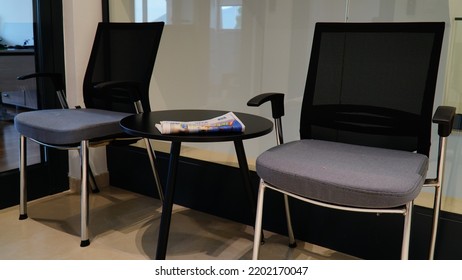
[62,0,104,179]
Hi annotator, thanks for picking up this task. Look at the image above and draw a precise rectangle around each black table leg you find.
[155,141,181,260]
[234,140,264,241]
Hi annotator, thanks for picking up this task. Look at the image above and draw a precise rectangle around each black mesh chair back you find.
[300,22,445,156]
[83,22,164,113]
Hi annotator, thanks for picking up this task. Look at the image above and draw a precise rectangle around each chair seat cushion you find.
[256,139,428,208]
[14,108,131,145]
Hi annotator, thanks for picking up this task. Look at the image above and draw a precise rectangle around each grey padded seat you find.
[14,108,131,145]
[256,139,428,209]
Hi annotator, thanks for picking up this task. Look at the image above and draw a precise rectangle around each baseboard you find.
[107,144,462,260]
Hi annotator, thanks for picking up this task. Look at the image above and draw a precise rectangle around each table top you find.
[120,109,274,142]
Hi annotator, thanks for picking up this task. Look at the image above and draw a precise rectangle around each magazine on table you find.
[155,111,245,134]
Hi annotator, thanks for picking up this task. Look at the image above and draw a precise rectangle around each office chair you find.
[14,22,165,247]
[249,22,455,260]
[17,72,102,193]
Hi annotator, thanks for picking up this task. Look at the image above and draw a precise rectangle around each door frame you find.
[0,0,68,209]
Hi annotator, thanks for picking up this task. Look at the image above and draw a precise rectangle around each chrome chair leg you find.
[252,180,266,260]
[80,140,90,247]
[19,135,28,220]
[401,201,413,260]
[135,101,164,203]
[283,194,296,247]
[274,118,296,248]
[144,138,164,203]
[429,136,447,260]
[429,185,442,260]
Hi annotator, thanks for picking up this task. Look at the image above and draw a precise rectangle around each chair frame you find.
[18,98,163,247]
[17,22,165,247]
[248,21,455,259]
[250,93,454,260]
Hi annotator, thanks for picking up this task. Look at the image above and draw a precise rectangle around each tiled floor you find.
[0,186,356,260]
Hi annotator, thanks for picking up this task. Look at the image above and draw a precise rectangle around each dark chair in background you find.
[248,22,455,259]
[17,72,102,192]
[14,22,165,247]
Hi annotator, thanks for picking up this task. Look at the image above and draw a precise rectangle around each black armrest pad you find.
[17,72,65,91]
[247,92,284,119]
[17,73,39,80]
[18,72,50,80]
[433,106,456,137]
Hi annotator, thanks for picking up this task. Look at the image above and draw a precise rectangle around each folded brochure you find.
[155,112,245,134]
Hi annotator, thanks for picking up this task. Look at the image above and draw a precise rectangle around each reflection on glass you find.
[131,0,242,27]
[109,0,451,154]
[440,18,462,215]
[446,19,462,113]
[0,0,36,112]
[109,0,462,214]
[220,5,241,29]
[0,0,40,172]
[134,0,167,22]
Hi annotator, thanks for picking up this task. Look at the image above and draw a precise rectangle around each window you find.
[134,0,167,23]
[220,5,241,30]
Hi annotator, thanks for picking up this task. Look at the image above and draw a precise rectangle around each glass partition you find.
[446,18,462,112]
[106,0,462,214]
[107,0,346,160]
[441,17,462,214]
[0,0,39,172]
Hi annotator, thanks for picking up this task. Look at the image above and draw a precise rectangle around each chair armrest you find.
[433,106,456,137]
[17,72,54,80]
[93,80,141,101]
[17,72,65,91]
[247,92,285,119]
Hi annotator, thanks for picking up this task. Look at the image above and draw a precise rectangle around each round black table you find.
[120,109,273,260]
